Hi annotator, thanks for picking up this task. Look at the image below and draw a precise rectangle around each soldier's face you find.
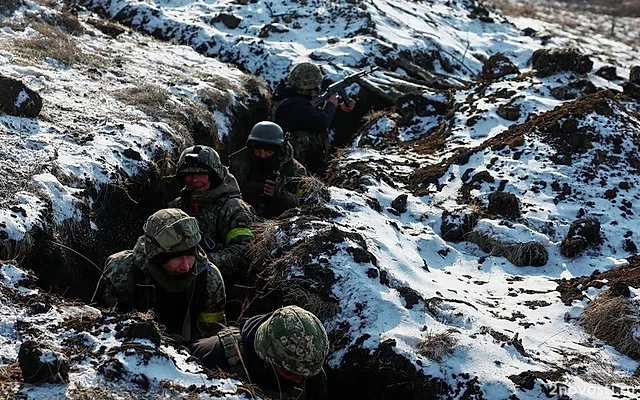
[184,173,211,192]
[162,255,196,274]
[274,365,303,384]
[252,147,276,159]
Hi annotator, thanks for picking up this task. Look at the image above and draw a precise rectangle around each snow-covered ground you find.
[1,0,640,399]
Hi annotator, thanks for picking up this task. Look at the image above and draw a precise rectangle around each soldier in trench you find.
[168,145,256,286]
[228,121,308,219]
[98,208,226,345]
[273,62,356,174]
[191,305,330,400]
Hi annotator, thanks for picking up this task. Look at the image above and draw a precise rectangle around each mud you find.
[556,256,640,305]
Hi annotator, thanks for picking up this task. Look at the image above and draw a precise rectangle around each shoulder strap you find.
[218,327,251,382]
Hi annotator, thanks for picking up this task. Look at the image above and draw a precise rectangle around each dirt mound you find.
[482,53,519,80]
[556,256,640,305]
[488,191,521,219]
[531,48,593,77]
[550,79,598,100]
[560,218,601,258]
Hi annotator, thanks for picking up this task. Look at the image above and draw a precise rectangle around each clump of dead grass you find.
[466,230,548,267]
[582,289,640,360]
[417,329,459,362]
[0,362,21,398]
[115,84,170,115]
[298,175,330,206]
[13,22,97,66]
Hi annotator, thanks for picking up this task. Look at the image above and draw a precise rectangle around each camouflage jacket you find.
[228,142,308,218]
[190,313,328,400]
[168,167,256,283]
[99,237,226,344]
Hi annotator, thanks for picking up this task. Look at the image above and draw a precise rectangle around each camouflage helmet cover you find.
[176,145,223,179]
[287,62,323,91]
[142,208,201,258]
[247,121,285,148]
[253,305,329,377]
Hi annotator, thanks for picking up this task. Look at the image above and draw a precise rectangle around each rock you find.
[521,27,537,37]
[482,53,519,80]
[440,210,479,243]
[0,76,43,117]
[630,66,640,84]
[18,341,69,384]
[561,218,600,258]
[497,103,521,121]
[531,48,593,77]
[567,218,600,244]
[623,82,640,100]
[550,80,598,100]
[211,13,241,29]
[391,194,408,214]
[595,66,618,81]
[488,191,521,219]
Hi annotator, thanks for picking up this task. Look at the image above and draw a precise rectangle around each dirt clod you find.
[18,341,69,384]
[531,48,593,77]
[488,191,521,219]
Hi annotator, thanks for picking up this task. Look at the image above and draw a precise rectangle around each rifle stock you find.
[310,66,379,108]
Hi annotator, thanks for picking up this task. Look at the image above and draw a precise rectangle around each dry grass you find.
[114,84,171,116]
[417,329,459,362]
[582,290,640,360]
[13,22,98,66]
[466,230,548,267]
[0,362,21,399]
[298,175,330,206]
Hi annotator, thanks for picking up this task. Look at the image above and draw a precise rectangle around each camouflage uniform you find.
[229,141,308,219]
[273,63,337,174]
[169,146,256,284]
[191,305,329,400]
[99,208,226,345]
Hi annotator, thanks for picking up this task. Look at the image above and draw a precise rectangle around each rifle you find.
[309,66,379,108]
[256,132,290,216]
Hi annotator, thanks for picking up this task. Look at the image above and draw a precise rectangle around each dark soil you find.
[556,256,640,305]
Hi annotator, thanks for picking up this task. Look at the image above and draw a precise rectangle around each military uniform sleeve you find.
[196,263,227,339]
[98,251,136,311]
[190,335,231,371]
[208,198,256,282]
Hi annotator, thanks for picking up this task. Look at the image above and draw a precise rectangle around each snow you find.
[1,0,640,398]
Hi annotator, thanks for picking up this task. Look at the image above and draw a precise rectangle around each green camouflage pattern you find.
[142,208,201,258]
[177,146,224,177]
[169,167,256,283]
[254,305,329,377]
[229,142,307,218]
[100,242,225,340]
[287,62,323,91]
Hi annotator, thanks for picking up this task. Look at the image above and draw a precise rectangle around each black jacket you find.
[273,81,337,134]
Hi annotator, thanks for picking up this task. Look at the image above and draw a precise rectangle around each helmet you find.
[247,121,285,148]
[287,62,323,91]
[142,208,201,258]
[253,305,329,377]
[176,146,223,180]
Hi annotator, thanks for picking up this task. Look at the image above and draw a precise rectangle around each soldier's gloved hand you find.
[327,94,339,106]
[263,180,277,197]
[340,99,356,112]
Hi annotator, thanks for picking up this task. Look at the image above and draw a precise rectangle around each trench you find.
[0,41,454,400]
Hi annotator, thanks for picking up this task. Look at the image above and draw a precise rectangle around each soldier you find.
[191,305,329,400]
[169,145,255,285]
[273,62,356,174]
[228,121,308,219]
[99,208,226,345]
